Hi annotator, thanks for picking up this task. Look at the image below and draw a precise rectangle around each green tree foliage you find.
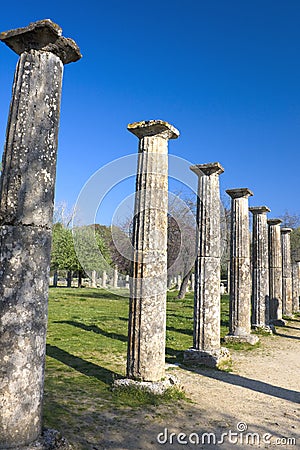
[72,225,112,274]
[291,227,300,262]
[280,211,300,263]
[51,223,77,272]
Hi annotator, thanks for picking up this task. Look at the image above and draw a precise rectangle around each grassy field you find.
[44,288,231,439]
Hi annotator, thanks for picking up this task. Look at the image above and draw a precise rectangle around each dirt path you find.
[74,320,300,450]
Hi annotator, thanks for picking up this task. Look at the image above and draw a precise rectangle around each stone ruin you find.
[0,18,299,450]
[0,19,81,450]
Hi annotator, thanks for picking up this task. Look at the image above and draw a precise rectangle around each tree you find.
[280,211,300,263]
[51,223,78,286]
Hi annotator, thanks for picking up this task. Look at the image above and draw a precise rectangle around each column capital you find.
[127,120,179,140]
[190,162,224,176]
[281,227,293,234]
[249,206,271,215]
[0,19,81,64]
[267,218,282,226]
[226,188,253,199]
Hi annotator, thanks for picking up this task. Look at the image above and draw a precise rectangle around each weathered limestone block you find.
[281,228,293,317]
[292,261,300,313]
[0,19,81,449]
[184,163,230,367]
[0,226,51,447]
[249,206,272,331]
[268,219,285,326]
[126,120,179,382]
[225,188,259,345]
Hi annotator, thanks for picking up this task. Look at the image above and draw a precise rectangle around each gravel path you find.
[97,319,300,450]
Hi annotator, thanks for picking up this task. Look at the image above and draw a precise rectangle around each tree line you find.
[50,202,300,295]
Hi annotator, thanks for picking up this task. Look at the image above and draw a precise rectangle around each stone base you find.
[183,347,231,368]
[113,375,180,395]
[224,334,259,345]
[13,429,72,450]
[269,319,286,327]
[252,324,274,334]
[283,314,294,320]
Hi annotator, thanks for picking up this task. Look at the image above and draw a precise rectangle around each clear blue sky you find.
[0,0,299,224]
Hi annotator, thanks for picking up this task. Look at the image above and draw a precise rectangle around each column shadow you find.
[54,320,127,342]
[273,331,300,340]
[46,344,120,384]
[183,366,300,403]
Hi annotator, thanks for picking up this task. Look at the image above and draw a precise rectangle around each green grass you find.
[43,289,237,445]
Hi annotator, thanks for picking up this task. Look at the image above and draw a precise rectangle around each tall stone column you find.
[281,228,293,317]
[0,20,81,449]
[113,266,118,288]
[268,219,285,326]
[184,162,230,366]
[249,206,272,331]
[292,261,300,313]
[225,189,259,345]
[126,120,179,382]
[91,270,97,288]
[102,270,107,288]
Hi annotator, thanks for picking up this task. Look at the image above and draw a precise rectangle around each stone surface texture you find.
[126,120,179,382]
[184,163,229,366]
[281,228,293,317]
[292,261,300,313]
[225,188,258,344]
[113,375,179,395]
[268,219,284,325]
[249,206,271,328]
[0,20,81,449]
[16,428,72,449]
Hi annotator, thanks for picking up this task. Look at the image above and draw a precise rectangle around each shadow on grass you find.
[46,344,120,384]
[54,321,127,342]
[167,325,193,336]
[49,287,127,301]
[183,366,300,403]
[165,346,184,364]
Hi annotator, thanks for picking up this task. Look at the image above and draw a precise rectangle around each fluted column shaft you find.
[292,261,300,313]
[0,20,81,449]
[268,219,283,323]
[192,163,224,351]
[281,228,293,317]
[227,188,253,336]
[249,207,270,328]
[126,120,179,382]
[113,266,118,288]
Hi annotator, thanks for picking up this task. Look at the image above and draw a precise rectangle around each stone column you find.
[184,163,230,366]
[227,260,230,295]
[126,120,179,382]
[292,261,300,313]
[102,270,107,288]
[249,206,272,331]
[225,189,258,345]
[268,219,285,326]
[177,274,182,289]
[113,266,118,288]
[281,228,293,318]
[191,273,195,291]
[91,270,97,288]
[0,20,81,449]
